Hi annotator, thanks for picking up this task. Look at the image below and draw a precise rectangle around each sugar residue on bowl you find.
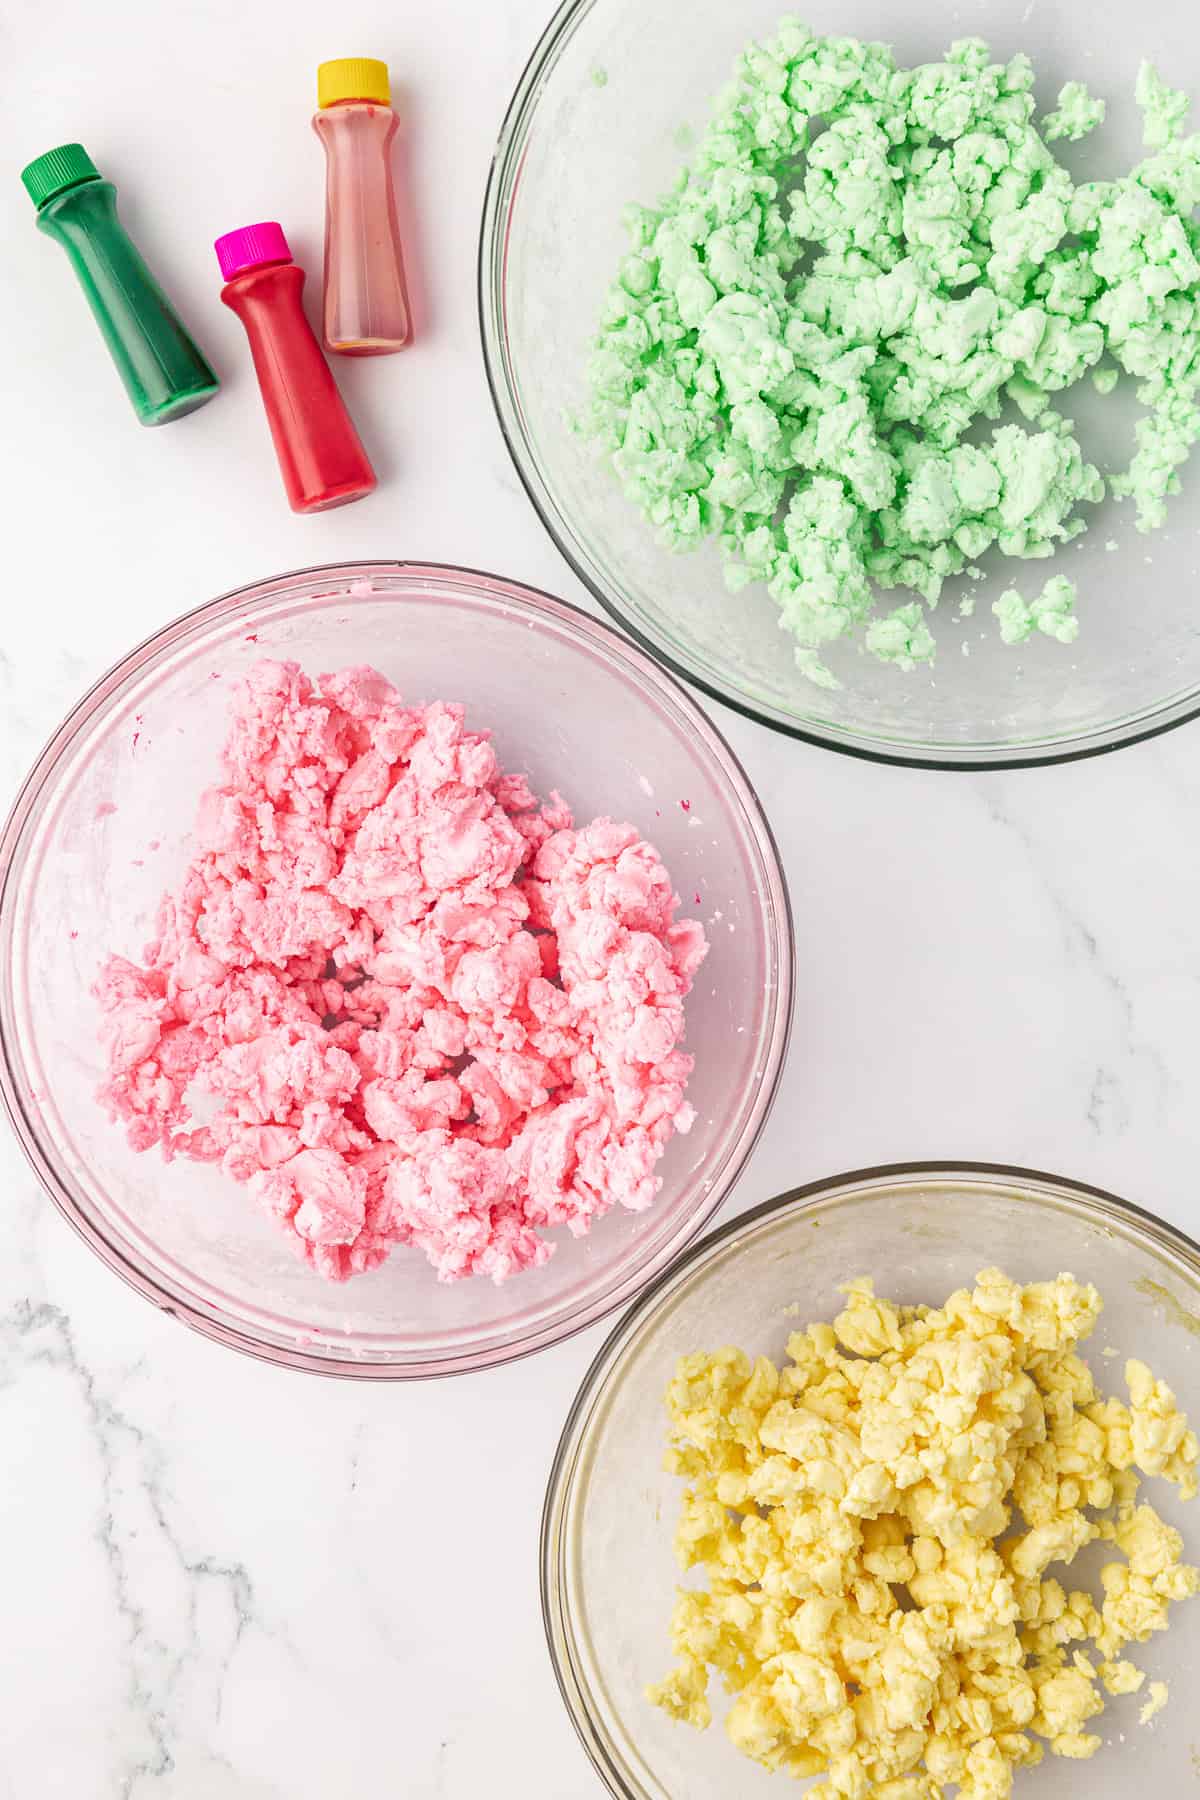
[95,660,707,1284]
[1135,1275,1200,1339]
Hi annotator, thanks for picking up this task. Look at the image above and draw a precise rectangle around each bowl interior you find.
[547,1171,1200,1796]
[0,566,789,1374]
[485,0,1200,764]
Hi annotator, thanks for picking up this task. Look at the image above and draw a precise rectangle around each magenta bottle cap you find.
[215,221,291,281]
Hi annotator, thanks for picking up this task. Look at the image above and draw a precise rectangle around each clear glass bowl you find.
[0,563,792,1379]
[481,0,1200,767]
[543,1164,1200,1795]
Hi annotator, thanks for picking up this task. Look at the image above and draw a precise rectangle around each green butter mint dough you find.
[585,24,1200,683]
[992,573,1080,644]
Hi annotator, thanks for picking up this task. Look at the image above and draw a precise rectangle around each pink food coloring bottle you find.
[314,57,413,356]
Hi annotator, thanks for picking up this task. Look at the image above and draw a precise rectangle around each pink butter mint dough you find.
[96,661,708,1284]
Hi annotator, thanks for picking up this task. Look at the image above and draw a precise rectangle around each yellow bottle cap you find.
[317,57,391,108]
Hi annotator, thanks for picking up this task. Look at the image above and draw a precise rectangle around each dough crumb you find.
[1044,80,1107,142]
[993,574,1080,645]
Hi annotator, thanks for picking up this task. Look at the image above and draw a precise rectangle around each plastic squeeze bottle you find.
[215,222,376,513]
[313,57,412,355]
[21,143,218,425]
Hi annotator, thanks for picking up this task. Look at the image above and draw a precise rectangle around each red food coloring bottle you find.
[215,221,376,513]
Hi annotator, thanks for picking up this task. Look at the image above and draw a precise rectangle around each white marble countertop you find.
[5,2,1200,1795]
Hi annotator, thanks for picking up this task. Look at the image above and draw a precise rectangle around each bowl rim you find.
[0,558,794,1381]
[540,1158,1200,1797]
[477,1,1200,772]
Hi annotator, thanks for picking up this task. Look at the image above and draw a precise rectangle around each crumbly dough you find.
[991,575,1079,646]
[1042,83,1106,145]
[649,1269,1198,1796]
[587,27,1200,682]
[96,662,706,1284]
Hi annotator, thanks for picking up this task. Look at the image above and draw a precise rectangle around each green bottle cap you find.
[20,142,100,209]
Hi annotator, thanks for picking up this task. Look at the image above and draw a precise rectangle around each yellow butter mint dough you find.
[649,1270,1199,1796]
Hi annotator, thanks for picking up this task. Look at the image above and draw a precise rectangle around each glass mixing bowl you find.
[543,1164,1200,1796]
[0,563,792,1378]
[481,0,1200,767]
